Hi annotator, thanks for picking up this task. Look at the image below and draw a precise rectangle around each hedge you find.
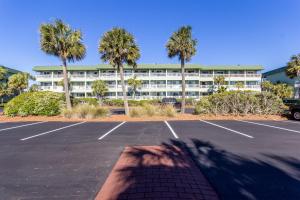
[195,91,285,115]
[4,91,65,116]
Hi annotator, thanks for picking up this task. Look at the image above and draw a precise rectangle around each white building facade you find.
[33,64,263,99]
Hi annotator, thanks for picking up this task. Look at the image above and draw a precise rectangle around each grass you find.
[129,104,177,117]
[62,104,110,119]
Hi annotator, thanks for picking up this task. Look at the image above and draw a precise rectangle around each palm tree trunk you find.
[119,65,129,115]
[62,59,72,109]
[181,59,186,114]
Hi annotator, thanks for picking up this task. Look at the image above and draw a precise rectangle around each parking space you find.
[0,120,300,200]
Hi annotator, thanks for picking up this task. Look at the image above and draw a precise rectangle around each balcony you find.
[72,86,85,91]
[53,74,63,78]
[101,73,115,77]
[200,85,213,88]
[40,86,52,90]
[230,74,245,77]
[70,74,85,78]
[186,84,199,88]
[36,74,51,78]
[185,73,199,77]
[246,74,261,77]
[200,74,213,77]
[135,73,149,77]
[167,73,181,77]
[86,74,99,78]
[150,84,166,88]
[151,73,166,77]
[166,85,181,89]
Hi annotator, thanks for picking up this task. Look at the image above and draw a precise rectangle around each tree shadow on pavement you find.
[97,139,300,200]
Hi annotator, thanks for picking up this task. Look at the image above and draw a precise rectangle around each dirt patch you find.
[0,114,287,122]
[95,145,219,200]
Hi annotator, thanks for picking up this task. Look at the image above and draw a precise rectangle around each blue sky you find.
[1,0,300,73]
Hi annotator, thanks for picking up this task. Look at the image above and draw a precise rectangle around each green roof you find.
[262,66,286,77]
[33,64,264,71]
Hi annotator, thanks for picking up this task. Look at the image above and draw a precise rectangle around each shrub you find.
[62,104,109,119]
[4,91,64,116]
[72,97,98,106]
[160,105,176,117]
[129,107,145,117]
[195,91,285,115]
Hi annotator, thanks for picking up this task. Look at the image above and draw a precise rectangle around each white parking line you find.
[0,121,47,132]
[164,121,179,139]
[20,122,86,141]
[237,120,300,134]
[98,122,126,140]
[200,120,254,138]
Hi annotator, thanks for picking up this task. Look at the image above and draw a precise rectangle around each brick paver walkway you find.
[95,145,219,200]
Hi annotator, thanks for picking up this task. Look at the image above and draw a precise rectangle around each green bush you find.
[72,97,98,106]
[195,91,285,115]
[4,91,64,116]
[62,104,110,119]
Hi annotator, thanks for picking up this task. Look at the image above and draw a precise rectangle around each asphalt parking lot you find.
[1,120,300,200]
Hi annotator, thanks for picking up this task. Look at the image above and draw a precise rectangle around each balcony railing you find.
[186,84,199,88]
[72,86,85,90]
[230,74,245,77]
[86,74,99,78]
[135,73,149,77]
[150,84,166,88]
[166,85,181,89]
[200,74,213,77]
[185,73,199,77]
[101,73,115,77]
[151,73,166,76]
[53,74,63,78]
[36,75,51,78]
[246,74,261,77]
[70,74,85,78]
[167,73,181,76]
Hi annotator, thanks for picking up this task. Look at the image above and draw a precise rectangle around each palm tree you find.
[235,81,244,90]
[99,28,140,115]
[166,26,197,113]
[92,80,108,105]
[7,73,31,95]
[214,75,226,90]
[286,54,300,98]
[286,54,300,79]
[127,75,142,99]
[40,19,86,109]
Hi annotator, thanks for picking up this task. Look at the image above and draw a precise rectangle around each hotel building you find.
[33,64,263,99]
